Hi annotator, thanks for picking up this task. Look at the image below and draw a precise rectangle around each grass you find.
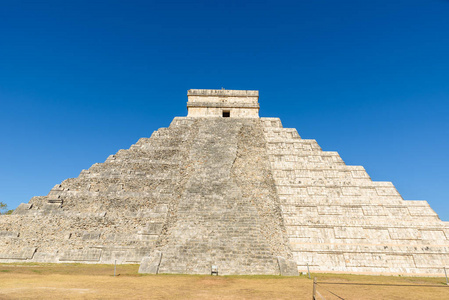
[0,263,447,299]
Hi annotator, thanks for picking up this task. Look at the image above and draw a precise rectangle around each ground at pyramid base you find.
[1,89,448,276]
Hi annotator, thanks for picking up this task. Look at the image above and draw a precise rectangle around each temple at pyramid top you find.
[187,89,260,118]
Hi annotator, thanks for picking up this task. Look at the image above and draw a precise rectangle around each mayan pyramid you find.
[1,89,448,276]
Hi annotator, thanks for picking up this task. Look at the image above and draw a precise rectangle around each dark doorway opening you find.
[223,111,230,117]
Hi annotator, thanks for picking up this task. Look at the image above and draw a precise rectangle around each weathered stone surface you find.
[277,256,299,276]
[0,89,448,276]
[12,203,32,215]
[260,116,449,275]
[139,251,163,274]
[59,249,102,262]
[0,247,36,260]
[187,89,259,118]
[154,118,288,275]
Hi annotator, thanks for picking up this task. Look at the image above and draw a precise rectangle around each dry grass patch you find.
[0,263,448,299]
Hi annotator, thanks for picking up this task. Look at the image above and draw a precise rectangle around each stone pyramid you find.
[1,89,448,276]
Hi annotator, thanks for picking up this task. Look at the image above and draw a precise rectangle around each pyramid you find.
[1,89,448,276]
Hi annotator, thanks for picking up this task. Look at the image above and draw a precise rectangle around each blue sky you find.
[0,0,448,220]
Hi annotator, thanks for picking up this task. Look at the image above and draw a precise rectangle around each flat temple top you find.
[187,89,259,97]
[186,89,260,118]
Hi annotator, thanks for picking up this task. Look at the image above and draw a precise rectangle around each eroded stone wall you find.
[0,117,199,264]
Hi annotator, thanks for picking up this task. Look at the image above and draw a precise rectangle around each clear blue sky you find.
[1,0,448,220]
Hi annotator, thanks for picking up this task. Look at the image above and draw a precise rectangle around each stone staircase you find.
[153,118,294,275]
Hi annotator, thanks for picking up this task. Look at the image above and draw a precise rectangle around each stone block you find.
[139,251,163,274]
[341,187,361,196]
[317,206,342,215]
[97,247,146,264]
[0,231,19,238]
[0,247,36,260]
[12,203,33,215]
[33,251,59,263]
[388,228,420,240]
[82,231,101,240]
[407,205,437,217]
[374,182,400,196]
[385,254,415,269]
[362,206,387,216]
[334,227,365,239]
[413,254,449,268]
[294,252,346,269]
[420,230,446,240]
[344,253,386,268]
[59,249,102,262]
[385,206,410,217]
[125,247,153,263]
[42,203,62,213]
[364,228,391,241]
[277,256,298,276]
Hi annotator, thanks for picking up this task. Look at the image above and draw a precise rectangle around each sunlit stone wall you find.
[187,89,260,118]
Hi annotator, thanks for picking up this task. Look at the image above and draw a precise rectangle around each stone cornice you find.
[186,102,260,108]
[187,89,259,97]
